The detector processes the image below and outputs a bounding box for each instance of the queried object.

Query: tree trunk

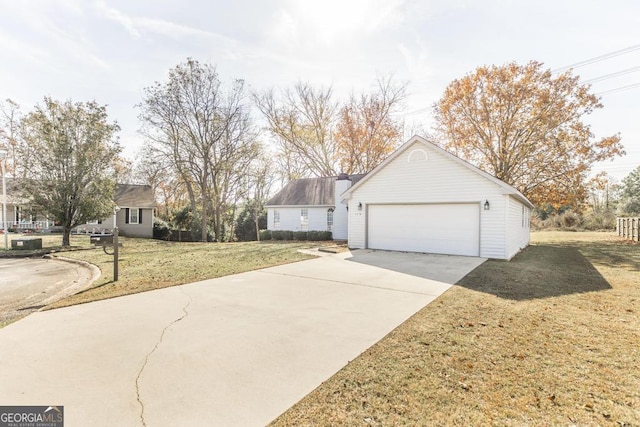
[62,226,71,247]
[255,216,260,242]
[213,204,222,242]
[200,196,208,242]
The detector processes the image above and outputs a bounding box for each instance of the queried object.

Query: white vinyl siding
[348,140,513,259]
[506,196,531,259]
[267,207,333,232]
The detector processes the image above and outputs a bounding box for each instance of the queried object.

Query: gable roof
[266,174,366,207]
[115,184,156,208]
[342,135,534,208]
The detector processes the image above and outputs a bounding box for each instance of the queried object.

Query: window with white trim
[327,208,334,231]
[126,208,142,224]
[301,208,309,231]
[273,209,280,230]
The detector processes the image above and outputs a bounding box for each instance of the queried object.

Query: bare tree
[253,82,339,179]
[138,58,259,241]
[0,99,21,175]
[246,154,275,240]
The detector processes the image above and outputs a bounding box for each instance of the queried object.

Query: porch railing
[0,220,52,231]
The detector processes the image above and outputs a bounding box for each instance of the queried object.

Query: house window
[327,208,334,231]
[125,208,143,225]
[301,208,309,231]
[274,209,280,230]
[87,219,102,225]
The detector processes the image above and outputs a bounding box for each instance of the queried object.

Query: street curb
[43,254,102,287]
[0,249,52,258]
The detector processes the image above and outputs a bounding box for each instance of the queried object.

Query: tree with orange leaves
[433,61,624,208]
[335,77,406,174]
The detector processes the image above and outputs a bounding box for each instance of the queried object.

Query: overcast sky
[1,0,639,180]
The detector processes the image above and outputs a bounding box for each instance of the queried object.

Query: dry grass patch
[271,232,639,426]
[47,239,313,308]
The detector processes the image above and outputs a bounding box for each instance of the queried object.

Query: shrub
[153,218,172,240]
[307,230,332,241]
[561,211,581,228]
[260,230,332,241]
[582,210,616,230]
[271,230,290,240]
[259,230,272,241]
[235,205,267,241]
[293,231,308,240]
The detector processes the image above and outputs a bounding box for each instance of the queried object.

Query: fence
[616,217,640,242]
[0,220,52,232]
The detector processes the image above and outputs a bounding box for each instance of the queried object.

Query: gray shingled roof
[266,174,366,206]
[115,184,156,208]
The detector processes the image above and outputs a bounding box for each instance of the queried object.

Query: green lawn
[46,237,314,308]
[271,231,640,426]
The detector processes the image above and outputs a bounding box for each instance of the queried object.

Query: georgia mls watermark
[0,406,63,427]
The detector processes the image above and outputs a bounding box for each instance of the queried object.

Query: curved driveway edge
[0,250,485,426]
[0,257,99,325]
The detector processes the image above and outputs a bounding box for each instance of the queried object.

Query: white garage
[367,204,480,256]
[342,136,534,260]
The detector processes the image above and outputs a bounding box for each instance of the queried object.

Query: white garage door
[367,204,480,256]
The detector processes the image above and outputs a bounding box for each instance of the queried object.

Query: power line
[582,66,640,83]
[403,106,430,116]
[552,43,640,73]
[596,82,640,96]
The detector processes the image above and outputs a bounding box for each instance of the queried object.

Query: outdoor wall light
[484,200,490,210]
[358,202,363,211]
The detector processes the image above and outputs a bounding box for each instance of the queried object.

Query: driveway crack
[257,270,444,296]
[135,286,193,427]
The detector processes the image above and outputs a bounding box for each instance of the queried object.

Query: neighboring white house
[0,178,51,231]
[74,184,156,238]
[267,135,534,260]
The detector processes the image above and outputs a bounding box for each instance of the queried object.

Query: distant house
[0,178,50,231]
[74,184,156,238]
[0,181,155,238]
[266,135,534,260]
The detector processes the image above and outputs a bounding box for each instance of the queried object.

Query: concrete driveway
[0,250,485,426]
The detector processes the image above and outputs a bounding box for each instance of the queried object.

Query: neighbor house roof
[341,135,534,209]
[3,178,30,205]
[266,174,366,206]
[115,184,156,208]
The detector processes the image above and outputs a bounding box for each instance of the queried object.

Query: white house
[265,174,365,240]
[267,135,534,260]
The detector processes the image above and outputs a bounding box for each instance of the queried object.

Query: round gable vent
[408,149,428,162]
